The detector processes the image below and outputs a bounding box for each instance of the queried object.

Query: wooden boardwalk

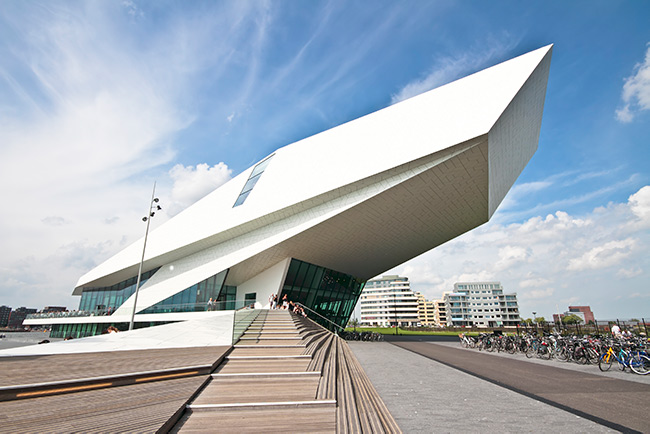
[0,311,400,433]
[0,346,230,433]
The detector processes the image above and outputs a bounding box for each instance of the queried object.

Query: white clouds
[41,216,68,226]
[567,238,637,271]
[495,245,531,271]
[519,288,555,301]
[628,185,650,223]
[0,3,217,308]
[618,267,643,279]
[386,185,650,319]
[168,163,233,215]
[616,43,650,122]
[519,276,551,288]
[391,37,518,104]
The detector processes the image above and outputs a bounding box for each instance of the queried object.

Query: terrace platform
[0,310,400,433]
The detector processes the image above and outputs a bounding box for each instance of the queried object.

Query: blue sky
[0,1,648,320]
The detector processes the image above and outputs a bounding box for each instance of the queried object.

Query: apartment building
[360,276,419,327]
[434,299,448,327]
[416,292,436,326]
[444,282,520,327]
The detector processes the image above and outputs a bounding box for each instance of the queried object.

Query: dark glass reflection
[139,269,230,314]
[78,268,161,312]
[280,258,365,331]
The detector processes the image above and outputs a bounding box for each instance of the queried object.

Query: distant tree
[562,314,582,325]
[347,318,359,330]
[630,318,640,323]
[522,318,533,325]
[534,316,546,324]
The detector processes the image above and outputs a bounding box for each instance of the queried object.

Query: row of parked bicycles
[340,330,385,341]
[459,332,650,375]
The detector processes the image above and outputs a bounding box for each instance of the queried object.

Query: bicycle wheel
[599,352,613,372]
[525,345,535,358]
[539,346,552,360]
[587,347,600,365]
[618,351,627,371]
[574,347,587,365]
[630,354,650,375]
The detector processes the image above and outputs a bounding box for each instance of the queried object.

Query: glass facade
[233,154,274,207]
[50,321,172,339]
[78,268,160,312]
[139,269,231,314]
[280,258,365,330]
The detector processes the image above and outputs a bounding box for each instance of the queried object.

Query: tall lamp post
[532,311,537,335]
[129,183,162,331]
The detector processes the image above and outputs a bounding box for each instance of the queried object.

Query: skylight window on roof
[233,154,274,207]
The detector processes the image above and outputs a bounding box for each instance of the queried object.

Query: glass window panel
[294,262,309,288]
[240,173,262,194]
[181,287,190,305]
[172,291,182,306]
[303,265,317,290]
[233,190,250,207]
[311,268,324,290]
[249,156,273,178]
[284,260,301,287]
[213,269,227,294]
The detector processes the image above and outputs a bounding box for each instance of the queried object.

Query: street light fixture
[129,182,161,331]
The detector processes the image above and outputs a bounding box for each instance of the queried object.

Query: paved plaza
[349,340,632,433]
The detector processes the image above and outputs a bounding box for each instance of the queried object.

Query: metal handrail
[295,302,344,334]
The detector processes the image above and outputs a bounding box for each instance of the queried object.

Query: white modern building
[359,276,419,327]
[25,45,552,337]
[434,298,448,327]
[445,282,521,327]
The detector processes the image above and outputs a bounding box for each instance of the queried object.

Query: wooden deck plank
[215,359,310,374]
[174,406,336,433]
[191,377,319,405]
[229,346,305,356]
[0,376,206,433]
[0,346,229,387]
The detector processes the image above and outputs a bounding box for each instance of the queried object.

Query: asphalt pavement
[348,338,648,433]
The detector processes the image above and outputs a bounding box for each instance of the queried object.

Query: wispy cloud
[497,173,641,223]
[0,2,267,308]
[616,42,650,122]
[168,163,233,216]
[391,35,519,104]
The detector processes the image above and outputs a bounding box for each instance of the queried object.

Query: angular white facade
[70,45,552,322]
